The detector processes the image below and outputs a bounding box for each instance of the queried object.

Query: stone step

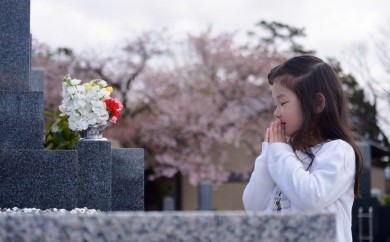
[0,149,78,210]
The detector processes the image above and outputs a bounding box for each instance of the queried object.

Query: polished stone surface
[77,140,112,211]
[0,91,44,149]
[0,0,31,91]
[112,148,144,211]
[0,149,78,210]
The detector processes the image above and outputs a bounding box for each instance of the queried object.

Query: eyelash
[274,102,287,109]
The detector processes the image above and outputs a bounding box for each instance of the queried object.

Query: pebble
[0,207,103,215]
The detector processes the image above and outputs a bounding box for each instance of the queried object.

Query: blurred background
[31,0,390,216]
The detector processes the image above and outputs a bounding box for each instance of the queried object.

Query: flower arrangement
[59,75,123,132]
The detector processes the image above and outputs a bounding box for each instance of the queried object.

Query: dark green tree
[248,20,315,55]
[328,58,389,146]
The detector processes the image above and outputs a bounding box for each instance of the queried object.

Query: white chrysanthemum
[97,80,107,87]
[66,86,77,95]
[98,89,110,99]
[60,77,114,131]
[70,79,81,85]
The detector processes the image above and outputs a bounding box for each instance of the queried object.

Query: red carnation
[104,98,123,123]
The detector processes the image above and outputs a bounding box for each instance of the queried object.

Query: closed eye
[281,102,287,106]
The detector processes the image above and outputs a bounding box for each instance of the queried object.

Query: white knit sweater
[243,139,356,242]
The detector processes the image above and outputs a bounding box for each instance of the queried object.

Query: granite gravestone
[0,0,144,211]
[0,0,78,209]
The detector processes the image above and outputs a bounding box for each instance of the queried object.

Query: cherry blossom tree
[33,28,280,186]
[106,29,279,185]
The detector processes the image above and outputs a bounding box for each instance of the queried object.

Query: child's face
[271,81,303,138]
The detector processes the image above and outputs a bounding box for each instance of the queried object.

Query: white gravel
[0,207,103,215]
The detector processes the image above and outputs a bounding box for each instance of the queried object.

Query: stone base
[0,149,78,210]
[0,91,44,149]
[112,148,144,211]
[0,212,336,241]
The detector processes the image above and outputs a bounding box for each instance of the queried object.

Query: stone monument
[0,0,144,211]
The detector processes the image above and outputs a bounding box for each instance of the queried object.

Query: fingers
[269,121,275,143]
[264,128,269,142]
[281,122,286,138]
[268,120,286,144]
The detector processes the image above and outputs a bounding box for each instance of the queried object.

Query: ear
[316,93,326,114]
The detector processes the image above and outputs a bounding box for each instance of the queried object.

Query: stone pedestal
[112,148,144,211]
[76,140,112,211]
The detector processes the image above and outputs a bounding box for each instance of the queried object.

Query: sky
[31,0,390,135]
[31,0,389,62]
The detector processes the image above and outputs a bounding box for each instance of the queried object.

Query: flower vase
[78,124,108,140]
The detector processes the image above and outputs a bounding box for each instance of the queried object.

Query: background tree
[35,20,387,189]
[345,21,390,136]
[247,20,315,55]
[33,28,278,186]
[328,58,389,146]
[106,29,278,185]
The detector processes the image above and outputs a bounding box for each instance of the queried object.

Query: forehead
[271,81,295,99]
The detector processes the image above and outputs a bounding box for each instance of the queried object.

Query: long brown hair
[267,55,363,197]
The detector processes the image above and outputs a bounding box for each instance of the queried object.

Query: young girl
[242,55,363,242]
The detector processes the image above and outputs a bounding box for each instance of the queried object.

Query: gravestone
[0,0,78,209]
[0,1,42,149]
[198,181,212,210]
[0,0,144,211]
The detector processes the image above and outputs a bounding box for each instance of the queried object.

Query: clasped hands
[264,119,287,144]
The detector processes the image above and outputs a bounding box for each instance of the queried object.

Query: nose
[274,107,281,119]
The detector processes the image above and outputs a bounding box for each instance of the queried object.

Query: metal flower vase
[78,124,108,140]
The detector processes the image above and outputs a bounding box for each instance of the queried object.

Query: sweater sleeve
[267,141,355,211]
[243,142,275,211]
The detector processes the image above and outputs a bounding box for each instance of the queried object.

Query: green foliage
[249,20,315,55]
[328,58,390,146]
[383,194,390,206]
[44,109,79,150]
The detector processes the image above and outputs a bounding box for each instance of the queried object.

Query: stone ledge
[0,212,335,242]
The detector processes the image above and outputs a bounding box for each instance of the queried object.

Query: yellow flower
[105,86,113,94]
[84,83,93,91]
